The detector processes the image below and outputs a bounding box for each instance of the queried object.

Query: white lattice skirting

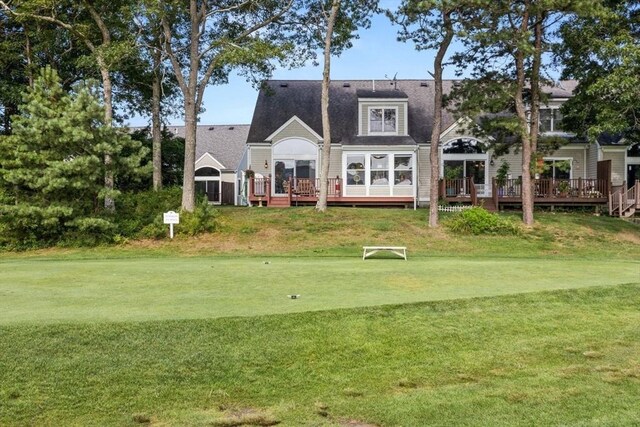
[438,205,473,213]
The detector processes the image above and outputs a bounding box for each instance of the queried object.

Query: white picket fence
[438,205,473,213]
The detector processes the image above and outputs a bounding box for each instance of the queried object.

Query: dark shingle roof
[355,89,408,99]
[248,79,578,146]
[166,125,249,170]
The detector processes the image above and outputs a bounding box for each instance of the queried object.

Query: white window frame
[541,157,573,179]
[538,107,564,133]
[195,166,222,205]
[342,152,415,196]
[368,106,399,135]
[439,137,490,197]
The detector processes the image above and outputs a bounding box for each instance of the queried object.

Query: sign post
[163,211,180,238]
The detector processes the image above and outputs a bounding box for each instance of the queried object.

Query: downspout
[414,146,418,210]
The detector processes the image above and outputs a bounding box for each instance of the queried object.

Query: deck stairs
[478,197,497,212]
[268,196,291,208]
[609,181,639,217]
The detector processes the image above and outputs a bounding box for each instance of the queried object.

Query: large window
[344,153,414,190]
[541,158,572,179]
[370,154,389,185]
[539,109,564,133]
[394,155,413,185]
[346,155,365,185]
[195,167,221,203]
[369,108,397,134]
[272,138,317,195]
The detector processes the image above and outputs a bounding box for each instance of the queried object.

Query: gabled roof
[248,79,578,146]
[169,124,249,170]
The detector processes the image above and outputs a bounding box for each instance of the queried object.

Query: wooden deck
[248,177,414,207]
[439,177,611,209]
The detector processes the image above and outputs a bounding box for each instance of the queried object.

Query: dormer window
[369,107,397,134]
[539,108,564,132]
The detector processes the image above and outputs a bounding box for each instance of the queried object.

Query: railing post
[618,191,623,217]
[578,177,582,197]
[288,176,292,204]
[249,177,254,199]
[266,176,271,205]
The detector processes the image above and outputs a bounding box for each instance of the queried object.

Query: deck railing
[495,178,608,199]
[250,177,343,202]
[610,180,639,217]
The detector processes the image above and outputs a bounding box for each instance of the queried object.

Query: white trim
[440,117,472,140]
[265,115,323,142]
[440,137,489,196]
[367,106,399,136]
[357,97,408,102]
[541,157,574,180]
[601,146,628,152]
[195,152,226,170]
[342,145,415,151]
[342,151,416,198]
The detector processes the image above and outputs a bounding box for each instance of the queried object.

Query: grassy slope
[1,285,639,426]
[2,207,638,260]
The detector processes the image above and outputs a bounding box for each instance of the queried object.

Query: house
[134,124,250,205]
[242,79,639,214]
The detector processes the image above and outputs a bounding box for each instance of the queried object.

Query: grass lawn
[0,209,638,425]
[0,256,638,324]
[1,285,639,426]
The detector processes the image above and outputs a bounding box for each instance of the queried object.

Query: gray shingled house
[244,79,638,214]
[166,124,249,205]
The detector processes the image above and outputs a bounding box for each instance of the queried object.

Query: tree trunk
[24,24,34,88]
[514,6,533,226]
[529,12,544,155]
[179,0,201,212]
[99,62,116,212]
[181,98,197,212]
[316,0,340,213]
[428,10,454,228]
[151,47,162,191]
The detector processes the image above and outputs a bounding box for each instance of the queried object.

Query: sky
[128,3,469,128]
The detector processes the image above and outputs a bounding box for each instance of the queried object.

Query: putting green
[1,256,638,324]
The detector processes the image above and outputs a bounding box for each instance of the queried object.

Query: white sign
[163,211,179,239]
[163,211,180,224]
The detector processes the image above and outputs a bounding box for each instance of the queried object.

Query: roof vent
[208,126,215,130]
[280,83,288,87]
[228,126,234,130]
[420,82,428,87]
[343,82,350,87]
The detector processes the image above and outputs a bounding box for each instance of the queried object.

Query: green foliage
[126,127,185,190]
[446,207,521,235]
[0,67,148,248]
[558,1,640,141]
[113,186,182,238]
[495,160,510,186]
[178,198,219,236]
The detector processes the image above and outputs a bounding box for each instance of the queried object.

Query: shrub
[178,198,219,236]
[114,187,182,236]
[445,207,521,235]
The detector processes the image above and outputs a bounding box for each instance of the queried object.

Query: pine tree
[0,67,149,246]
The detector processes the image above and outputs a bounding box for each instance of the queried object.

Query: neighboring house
[133,125,249,205]
[244,79,639,214]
